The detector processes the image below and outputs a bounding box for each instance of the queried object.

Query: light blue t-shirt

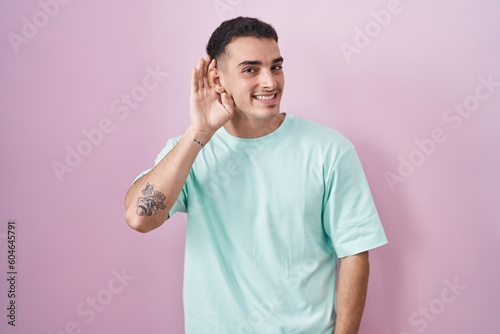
[138,114,387,334]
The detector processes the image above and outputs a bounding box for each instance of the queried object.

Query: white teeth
[254,94,276,101]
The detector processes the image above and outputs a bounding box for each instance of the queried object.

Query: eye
[272,65,283,71]
[243,68,256,73]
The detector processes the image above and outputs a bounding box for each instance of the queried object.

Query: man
[124,17,387,334]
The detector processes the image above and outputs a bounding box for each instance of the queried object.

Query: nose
[259,69,276,90]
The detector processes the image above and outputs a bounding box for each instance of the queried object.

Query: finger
[191,67,197,94]
[201,58,210,89]
[197,58,205,89]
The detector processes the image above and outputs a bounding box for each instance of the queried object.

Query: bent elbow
[124,207,167,233]
[125,209,151,233]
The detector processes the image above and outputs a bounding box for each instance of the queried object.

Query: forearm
[124,55,235,232]
[334,251,370,334]
[124,127,213,232]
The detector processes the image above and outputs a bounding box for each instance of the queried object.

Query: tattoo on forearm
[136,183,167,216]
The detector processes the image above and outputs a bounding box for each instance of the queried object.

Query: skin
[335,252,370,334]
[207,37,285,138]
[123,36,369,334]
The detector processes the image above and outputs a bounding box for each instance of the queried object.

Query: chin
[255,100,282,117]
[234,102,281,120]
[251,106,281,120]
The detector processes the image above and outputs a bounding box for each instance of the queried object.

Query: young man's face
[218,37,284,121]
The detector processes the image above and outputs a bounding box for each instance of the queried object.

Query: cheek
[230,92,251,107]
[221,75,257,101]
[277,74,285,87]
[226,83,252,101]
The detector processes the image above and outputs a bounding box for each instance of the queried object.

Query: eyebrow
[238,56,284,67]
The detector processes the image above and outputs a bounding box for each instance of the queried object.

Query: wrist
[185,126,215,147]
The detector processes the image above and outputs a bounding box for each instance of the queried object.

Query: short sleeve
[322,147,388,258]
[132,136,187,218]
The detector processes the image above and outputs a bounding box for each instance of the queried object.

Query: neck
[224,112,285,139]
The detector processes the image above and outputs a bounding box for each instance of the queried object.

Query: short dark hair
[206,17,278,62]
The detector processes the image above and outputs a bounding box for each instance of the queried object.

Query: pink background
[1,0,499,333]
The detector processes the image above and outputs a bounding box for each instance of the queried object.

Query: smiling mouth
[253,93,277,101]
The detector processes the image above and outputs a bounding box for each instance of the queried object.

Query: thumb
[220,92,235,114]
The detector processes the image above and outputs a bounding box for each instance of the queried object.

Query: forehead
[224,37,281,65]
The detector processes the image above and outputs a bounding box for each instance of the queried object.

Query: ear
[208,61,225,93]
